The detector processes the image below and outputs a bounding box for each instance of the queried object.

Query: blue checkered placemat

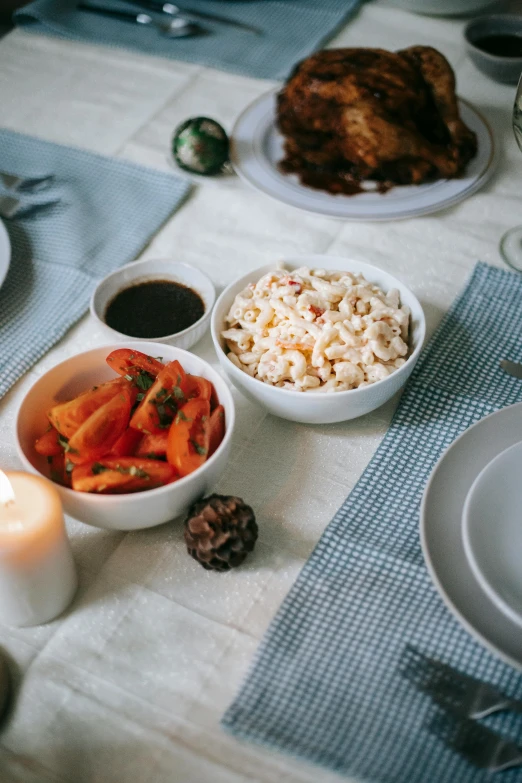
[223,262,522,783]
[14,0,364,81]
[0,129,190,399]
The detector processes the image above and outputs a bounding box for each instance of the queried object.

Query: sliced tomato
[47,452,72,488]
[135,431,169,459]
[107,427,143,458]
[129,360,186,435]
[72,457,175,494]
[166,398,210,477]
[181,374,213,402]
[67,387,132,464]
[48,377,133,439]
[35,426,63,457]
[208,405,225,457]
[106,349,164,380]
[209,383,219,412]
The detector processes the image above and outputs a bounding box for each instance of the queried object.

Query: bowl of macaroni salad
[211,256,425,424]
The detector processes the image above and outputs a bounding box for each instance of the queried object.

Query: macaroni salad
[221,267,410,392]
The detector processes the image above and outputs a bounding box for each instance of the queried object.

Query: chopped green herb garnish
[65,460,74,474]
[91,462,109,475]
[136,393,145,402]
[190,440,207,456]
[127,465,149,478]
[135,371,154,391]
[155,403,172,429]
[172,386,185,400]
[58,436,79,455]
[124,374,133,382]
[175,410,191,424]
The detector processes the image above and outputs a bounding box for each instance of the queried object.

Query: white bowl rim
[15,342,235,503]
[90,259,216,342]
[461,440,522,627]
[465,15,522,62]
[210,255,426,399]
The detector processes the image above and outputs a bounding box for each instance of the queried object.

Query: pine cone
[184,494,257,572]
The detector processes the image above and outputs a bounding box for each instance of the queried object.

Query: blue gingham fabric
[0,129,190,399]
[223,263,522,782]
[14,0,364,81]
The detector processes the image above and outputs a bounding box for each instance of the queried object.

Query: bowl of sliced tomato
[15,343,234,531]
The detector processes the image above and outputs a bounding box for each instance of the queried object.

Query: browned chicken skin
[277,47,477,194]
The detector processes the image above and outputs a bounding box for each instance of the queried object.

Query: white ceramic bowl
[211,256,425,425]
[462,441,522,627]
[90,259,215,351]
[15,342,235,531]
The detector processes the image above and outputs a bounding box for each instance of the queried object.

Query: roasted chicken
[277,46,477,194]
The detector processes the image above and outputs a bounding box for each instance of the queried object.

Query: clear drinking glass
[500,73,522,272]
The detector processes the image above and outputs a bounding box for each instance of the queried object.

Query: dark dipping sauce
[105,279,205,339]
[474,34,522,58]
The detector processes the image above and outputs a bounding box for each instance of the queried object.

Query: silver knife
[129,1,262,34]
[500,359,522,379]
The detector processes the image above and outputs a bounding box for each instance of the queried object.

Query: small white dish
[421,402,522,670]
[211,255,425,425]
[90,259,215,351]
[15,342,235,532]
[462,440,522,628]
[230,90,495,221]
[0,218,11,290]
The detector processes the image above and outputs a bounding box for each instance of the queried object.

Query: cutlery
[77,4,203,36]
[129,1,262,35]
[402,645,522,719]
[429,710,522,772]
[0,172,54,193]
[500,358,522,379]
[0,195,61,220]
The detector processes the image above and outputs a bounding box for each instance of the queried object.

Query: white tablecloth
[0,4,519,781]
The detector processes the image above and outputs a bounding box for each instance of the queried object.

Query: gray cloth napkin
[223,262,522,782]
[14,0,364,81]
[0,129,190,399]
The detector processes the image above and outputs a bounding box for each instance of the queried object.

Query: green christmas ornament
[172,117,229,176]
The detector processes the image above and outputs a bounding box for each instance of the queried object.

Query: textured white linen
[0,3,519,781]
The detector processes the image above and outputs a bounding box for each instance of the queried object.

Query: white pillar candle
[0,470,77,627]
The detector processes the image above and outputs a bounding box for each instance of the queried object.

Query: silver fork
[402,645,522,719]
[429,710,522,772]
[0,172,54,193]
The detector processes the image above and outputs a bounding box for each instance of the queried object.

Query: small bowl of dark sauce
[90,259,215,350]
[465,15,522,84]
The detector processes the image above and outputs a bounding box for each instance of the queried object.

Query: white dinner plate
[0,219,10,289]
[421,402,522,670]
[462,440,522,628]
[230,90,496,221]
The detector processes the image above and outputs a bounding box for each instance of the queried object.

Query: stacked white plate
[421,403,522,669]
